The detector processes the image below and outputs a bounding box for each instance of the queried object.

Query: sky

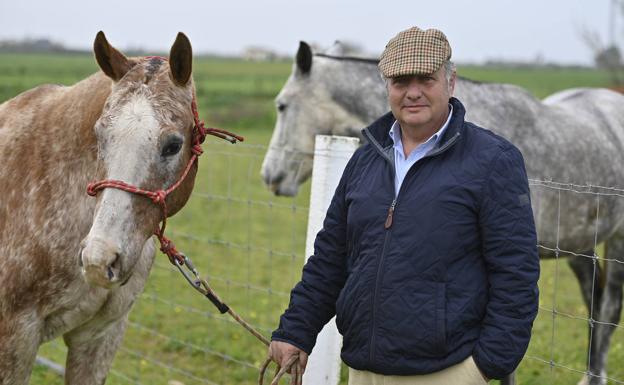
[0,0,619,65]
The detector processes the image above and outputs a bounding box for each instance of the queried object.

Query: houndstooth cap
[379,26,452,78]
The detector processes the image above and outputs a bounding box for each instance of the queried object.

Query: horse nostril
[112,252,121,269]
[273,171,285,184]
[106,252,121,281]
[78,240,87,267]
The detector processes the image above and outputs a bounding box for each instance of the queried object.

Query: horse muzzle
[80,236,124,288]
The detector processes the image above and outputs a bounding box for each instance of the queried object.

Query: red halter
[87,57,244,265]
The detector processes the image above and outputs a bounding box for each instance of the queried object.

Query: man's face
[387,65,456,133]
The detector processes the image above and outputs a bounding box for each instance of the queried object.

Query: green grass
[1,53,622,385]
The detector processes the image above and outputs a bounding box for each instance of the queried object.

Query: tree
[580,4,624,86]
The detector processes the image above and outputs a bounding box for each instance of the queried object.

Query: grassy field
[1,52,622,385]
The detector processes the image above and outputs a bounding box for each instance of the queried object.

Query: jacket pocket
[335,268,360,335]
[376,280,447,359]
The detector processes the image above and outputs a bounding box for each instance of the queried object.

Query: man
[270,26,539,384]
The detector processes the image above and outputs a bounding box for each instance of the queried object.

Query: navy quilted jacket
[272,98,539,380]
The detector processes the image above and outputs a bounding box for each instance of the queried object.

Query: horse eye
[277,103,287,112]
[161,137,183,157]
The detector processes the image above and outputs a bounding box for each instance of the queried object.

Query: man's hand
[268,340,309,375]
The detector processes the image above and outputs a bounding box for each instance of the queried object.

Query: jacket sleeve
[472,145,540,379]
[271,150,360,354]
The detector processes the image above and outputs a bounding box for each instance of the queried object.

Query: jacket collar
[362,97,466,150]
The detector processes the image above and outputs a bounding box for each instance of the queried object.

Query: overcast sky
[0,0,619,65]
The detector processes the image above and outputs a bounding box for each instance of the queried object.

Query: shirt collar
[389,103,454,149]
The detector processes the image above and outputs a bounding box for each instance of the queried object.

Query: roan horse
[261,41,624,385]
[0,32,202,384]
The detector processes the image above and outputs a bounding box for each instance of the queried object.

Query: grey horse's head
[261,41,386,196]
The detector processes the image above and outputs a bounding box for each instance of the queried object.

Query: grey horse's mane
[313,52,482,84]
[313,52,380,65]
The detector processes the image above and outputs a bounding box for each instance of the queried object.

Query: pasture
[1,52,621,385]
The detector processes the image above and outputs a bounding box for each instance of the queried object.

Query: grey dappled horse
[261,41,624,385]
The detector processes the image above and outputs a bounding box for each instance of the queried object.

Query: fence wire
[35,145,624,385]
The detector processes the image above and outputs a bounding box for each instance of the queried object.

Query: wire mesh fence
[35,143,624,385]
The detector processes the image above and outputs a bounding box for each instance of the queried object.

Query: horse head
[261,41,385,196]
[261,41,321,196]
[80,32,197,288]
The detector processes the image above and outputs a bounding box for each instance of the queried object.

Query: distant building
[242,46,278,61]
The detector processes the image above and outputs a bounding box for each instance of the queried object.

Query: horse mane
[457,76,485,84]
[313,53,380,65]
[313,52,481,85]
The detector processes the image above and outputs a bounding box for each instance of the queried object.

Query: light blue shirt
[389,104,453,196]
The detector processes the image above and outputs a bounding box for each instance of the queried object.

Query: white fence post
[303,135,360,385]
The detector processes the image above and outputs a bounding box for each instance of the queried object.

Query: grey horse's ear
[169,32,193,86]
[296,41,312,75]
[94,31,133,81]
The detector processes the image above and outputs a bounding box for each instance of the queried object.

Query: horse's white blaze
[82,94,161,285]
[106,94,160,181]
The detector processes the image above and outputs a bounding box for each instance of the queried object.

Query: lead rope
[87,56,300,385]
[174,254,302,385]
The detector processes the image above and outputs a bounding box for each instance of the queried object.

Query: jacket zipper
[384,199,397,229]
[369,214,394,363]
[363,128,461,365]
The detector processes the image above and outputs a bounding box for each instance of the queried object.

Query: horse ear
[93,31,132,81]
[169,32,193,86]
[296,41,312,75]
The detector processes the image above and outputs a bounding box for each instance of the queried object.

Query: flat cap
[379,26,452,78]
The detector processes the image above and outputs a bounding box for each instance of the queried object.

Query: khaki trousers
[347,356,488,385]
